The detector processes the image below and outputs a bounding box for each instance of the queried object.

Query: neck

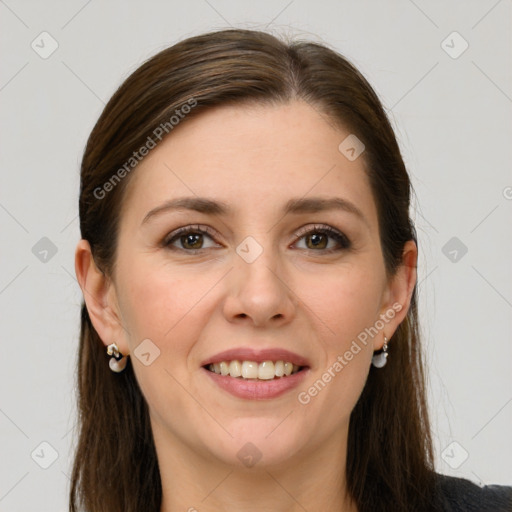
[154,419,357,512]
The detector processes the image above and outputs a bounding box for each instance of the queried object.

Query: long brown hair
[71,28,440,511]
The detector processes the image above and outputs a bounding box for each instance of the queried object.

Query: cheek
[300,262,384,345]
[114,263,215,417]
[117,260,223,357]
[120,264,213,344]
[293,268,380,440]
[295,261,382,395]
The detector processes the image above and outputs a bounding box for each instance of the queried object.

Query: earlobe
[74,239,129,355]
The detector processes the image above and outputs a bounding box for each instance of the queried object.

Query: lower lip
[201,367,310,400]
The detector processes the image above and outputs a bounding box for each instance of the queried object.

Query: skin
[75,100,417,512]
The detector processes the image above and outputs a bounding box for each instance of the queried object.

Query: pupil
[183,234,202,249]
[308,233,326,249]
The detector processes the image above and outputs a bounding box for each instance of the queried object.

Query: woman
[71,28,512,511]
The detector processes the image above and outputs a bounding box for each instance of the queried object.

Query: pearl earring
[371,336,388,368]
[106,343,128,373]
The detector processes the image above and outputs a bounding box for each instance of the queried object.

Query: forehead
[121,100,378,227]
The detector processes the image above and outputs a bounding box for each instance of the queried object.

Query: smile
[206,360,303,380]
[202,362,309,400]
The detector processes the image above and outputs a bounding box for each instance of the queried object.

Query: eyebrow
[141,196,368,226]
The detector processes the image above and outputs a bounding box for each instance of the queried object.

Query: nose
[222,243,296,328]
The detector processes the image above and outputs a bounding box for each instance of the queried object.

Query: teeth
[219,361,230,376]
[207,360,302,380]
[241,361,258,379]
[258,361,275,380]
[228,360,242,377]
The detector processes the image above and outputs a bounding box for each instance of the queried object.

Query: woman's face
[87,100,415,469]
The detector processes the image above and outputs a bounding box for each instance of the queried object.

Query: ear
[374,239,417,351]
[74,239,130,355]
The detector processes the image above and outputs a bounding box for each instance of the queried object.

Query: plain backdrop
[0,0,511,510]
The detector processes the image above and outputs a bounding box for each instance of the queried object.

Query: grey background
[1,0,511,510]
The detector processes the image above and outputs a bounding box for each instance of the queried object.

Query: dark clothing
[437,473,512,511]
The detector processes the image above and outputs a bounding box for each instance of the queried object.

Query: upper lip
[200,348,311,368]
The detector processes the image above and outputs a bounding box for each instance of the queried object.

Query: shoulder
[435,472,512,512]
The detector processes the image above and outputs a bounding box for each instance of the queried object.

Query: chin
[201,421,305,469]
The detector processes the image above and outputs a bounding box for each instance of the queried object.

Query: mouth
[201,362,310,400]
[200,348,311,399]
[203,360,307,380]
[200,347,311,380]
[201,348,311,400]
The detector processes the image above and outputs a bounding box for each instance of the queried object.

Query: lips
[200,347,311,368]
[202,365,310,399]
[199,347,311,400]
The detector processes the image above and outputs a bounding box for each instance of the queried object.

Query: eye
[163,223,351,254]
[163,225,220,252]
[293,224,351,253]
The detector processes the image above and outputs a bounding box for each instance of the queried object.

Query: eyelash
[162,224,351,254]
